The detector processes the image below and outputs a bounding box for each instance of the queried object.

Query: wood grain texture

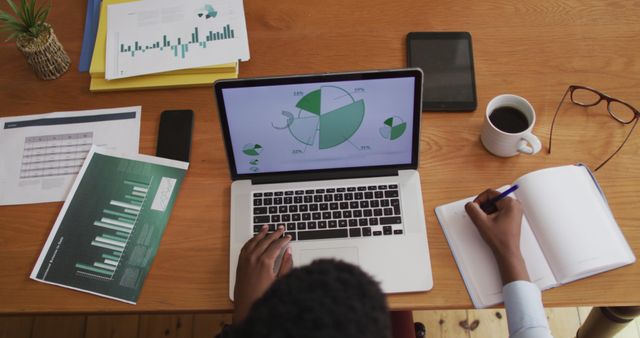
[3,310,639,338]
[85,315,139,338]
[192,313,232,338]
[468,309,509,338]
[137,315,193,338]
[31,316,86,338]
[412,310,470,338]
[0,316,33,338]
[0,0,639,313]
[545,307,580,338]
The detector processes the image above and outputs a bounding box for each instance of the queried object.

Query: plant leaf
[43,2,50,21]
[18,0,28,26]
[4,31,18,41]
[37,2,49,24]
[25,0,34,28]
[0,11,20,22]
[20,0,29,26]
[6,0,19,15]
[0,10,15,21]
[0,0,50,38]
[35,2,49,24]
[3,20,24,29]
[35,11,44,25]
[0,19,26,32]
[0,7,21,27]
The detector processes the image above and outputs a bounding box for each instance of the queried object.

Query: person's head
[235,259,391,338]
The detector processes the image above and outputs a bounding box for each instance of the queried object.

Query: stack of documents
[88,0,249,92]
[2,108,190,303]
[0,107,141,205]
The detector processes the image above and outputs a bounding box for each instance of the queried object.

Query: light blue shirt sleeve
[503,280,554,338]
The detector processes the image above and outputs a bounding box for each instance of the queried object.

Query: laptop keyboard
[252,184,404,241]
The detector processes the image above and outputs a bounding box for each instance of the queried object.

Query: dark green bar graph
[33,151,187,303]
[120,24,236,59]
[75,178,149,280]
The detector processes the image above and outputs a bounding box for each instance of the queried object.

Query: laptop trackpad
[297,247,359,266]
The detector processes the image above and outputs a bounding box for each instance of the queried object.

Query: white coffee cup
[480,94,542,157]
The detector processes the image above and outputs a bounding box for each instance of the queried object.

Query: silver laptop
[214,69,433,300]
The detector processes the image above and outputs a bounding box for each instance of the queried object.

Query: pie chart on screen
[379,116,407,140]
[242,143,263,156]
[276,86,365,149]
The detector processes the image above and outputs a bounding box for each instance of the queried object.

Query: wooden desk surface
[1,0,639,314]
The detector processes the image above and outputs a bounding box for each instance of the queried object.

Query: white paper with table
[0,106,141,205]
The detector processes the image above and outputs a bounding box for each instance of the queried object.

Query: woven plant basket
[15,24,70,80]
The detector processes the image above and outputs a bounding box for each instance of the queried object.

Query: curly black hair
[235,259,391,338]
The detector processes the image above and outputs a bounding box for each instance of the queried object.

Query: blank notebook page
[514,165,635,283]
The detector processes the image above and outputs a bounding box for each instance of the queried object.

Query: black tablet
[407,32,477,112]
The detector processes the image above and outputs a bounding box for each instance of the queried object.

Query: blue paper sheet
[78,0,101,72]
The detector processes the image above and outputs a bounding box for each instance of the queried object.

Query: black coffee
[489,106,530,133]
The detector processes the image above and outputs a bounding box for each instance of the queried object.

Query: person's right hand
[464,189,530,284]
[233,225,293,324]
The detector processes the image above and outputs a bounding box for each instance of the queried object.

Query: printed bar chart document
[0,106,141,205]
[105,0,249,79]
[30,146,189,304]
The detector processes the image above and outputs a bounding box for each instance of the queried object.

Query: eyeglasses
[548,85,640,171]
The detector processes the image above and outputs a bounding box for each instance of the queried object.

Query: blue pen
[480,184,520,214]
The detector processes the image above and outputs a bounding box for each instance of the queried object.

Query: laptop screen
[215,69,421,179]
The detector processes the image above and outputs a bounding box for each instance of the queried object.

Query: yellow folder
[90,71,238,92]
[89,0,237,78]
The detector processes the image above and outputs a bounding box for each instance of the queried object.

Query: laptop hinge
[250,168,400,185]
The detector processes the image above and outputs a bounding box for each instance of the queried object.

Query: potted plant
[0,0,70,80]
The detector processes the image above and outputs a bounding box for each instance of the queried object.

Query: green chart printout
[30,146,188,303]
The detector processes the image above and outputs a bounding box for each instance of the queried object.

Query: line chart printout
[0,106,141,206]
[31,147,188,304]
[105,0,249,79]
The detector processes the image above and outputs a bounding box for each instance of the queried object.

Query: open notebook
[435,164,636,308]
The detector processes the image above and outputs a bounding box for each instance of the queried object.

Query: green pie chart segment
[242,143,263,156]
[287,86,365,149]
[295,89,321,115]
[319,99,365,149]
[380,117,407,140]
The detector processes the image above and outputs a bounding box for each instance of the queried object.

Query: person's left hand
[233,225,293,324]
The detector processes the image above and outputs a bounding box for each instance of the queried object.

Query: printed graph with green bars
[120,24,236,59]
[75,179,150,280]
[32,152,186,303]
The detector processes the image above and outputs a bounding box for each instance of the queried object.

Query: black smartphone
[407,32,477,112]
[156,110,194,162]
